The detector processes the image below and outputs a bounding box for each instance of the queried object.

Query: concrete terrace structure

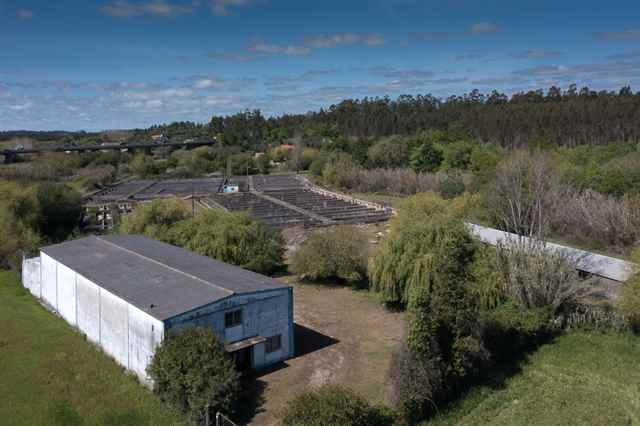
[21,235,294,383]
[84,174,392,230]
[468,223,637,283]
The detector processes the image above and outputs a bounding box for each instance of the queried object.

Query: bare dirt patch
[242,278,405,425]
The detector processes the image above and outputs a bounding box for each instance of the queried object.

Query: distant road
[1,140,216,163]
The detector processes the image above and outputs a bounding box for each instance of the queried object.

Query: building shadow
[234,323,339,424]
[293,323,339,358]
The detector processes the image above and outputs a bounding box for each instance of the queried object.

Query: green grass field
[0,271,187,426]
[425,331,640,425]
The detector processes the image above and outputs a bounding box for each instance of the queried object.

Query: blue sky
[1,0,640,130]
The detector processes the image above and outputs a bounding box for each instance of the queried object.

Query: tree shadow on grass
[235,376,268,425]
[430,331,560,421]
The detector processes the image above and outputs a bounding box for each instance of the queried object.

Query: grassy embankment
[0,271,187,426]
[425,331,640,425]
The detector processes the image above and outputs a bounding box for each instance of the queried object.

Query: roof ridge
[94,235,234,297]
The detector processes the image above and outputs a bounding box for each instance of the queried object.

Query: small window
[265,335,282,353]
[225,310,242,328]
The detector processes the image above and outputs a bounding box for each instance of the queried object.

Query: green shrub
[368,138,410,169]
[36,183,83,243]
[438,173,466,199]
[368,192,472,304]
[121,202,284,274]
[129,154,163,178]
[309,153,329,176]
[410,142,443,173]
[0,206,40,270]
[170,209,284,274]
[147,327,240,423]
[617,251,640,332]
[289,226,369,283]
[119,199,190,243]
[442,141,473,170]
[281,385,395,426]
[490,240,583,314]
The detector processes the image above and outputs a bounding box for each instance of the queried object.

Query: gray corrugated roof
[41,235,288,321]
[468,223,637,282]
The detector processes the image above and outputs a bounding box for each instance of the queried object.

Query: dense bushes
[35,183,83,242]
[0,181,82,269]
[368,193,473,304]
[618,252,640,332]
[376,192,592,423]
[551,191,640,253]
[171,209,284,274]
[0,206,40,270]
[120,200,284,274]
[147,327,240,423]
[487,151,565,238]
[119,199,191,242]
[289,226,369,283]
[281,385,394,426]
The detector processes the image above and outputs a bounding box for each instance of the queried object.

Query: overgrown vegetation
[369,192,628,424]
[281,385,395,426]
[147,327,240,423]
[120,200,284,274]
[289,225,369,284]
[0,180,82,269]
[618,251,640,332]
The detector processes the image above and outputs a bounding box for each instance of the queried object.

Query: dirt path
[243,279,405,425]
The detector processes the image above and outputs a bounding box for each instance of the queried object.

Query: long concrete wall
[166,288,294,369]
[22,257,41,297]
[22,254,164,384]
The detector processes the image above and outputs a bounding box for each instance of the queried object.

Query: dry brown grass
[245,278,405,425]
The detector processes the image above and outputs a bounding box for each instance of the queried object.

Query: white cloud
[510,49,564,59]
[594,30,640,41]
[209,0,252,16]
[208,52,261,62]
[100,1,192,18]
[304,32,385,48]
[247,41,311,56]
[470,22,500,34]
[17,9,34,20]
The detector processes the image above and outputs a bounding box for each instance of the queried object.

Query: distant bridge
[1,139,216,164]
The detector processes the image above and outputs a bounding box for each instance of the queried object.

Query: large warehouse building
[22,235,294,383]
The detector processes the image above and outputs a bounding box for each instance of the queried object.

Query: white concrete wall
[21,257,41,297]
[56,261,77,326]
[166,288,294,369]
[25,252,165,384]
[128,304,164,379]
[41,252,57,309]
[100,289,129,368]
[76,274,101,344]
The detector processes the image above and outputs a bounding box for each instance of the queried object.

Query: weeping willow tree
[381,194,489,422]
[368,192,475,305]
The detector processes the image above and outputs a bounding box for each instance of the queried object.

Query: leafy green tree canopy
[119,199,190,243]
[146,327,240,423]
[170,209,284,274]
[290,225,369,283]
[368,192,474,304]
[410,142,443,173]
[36,183,83,243]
